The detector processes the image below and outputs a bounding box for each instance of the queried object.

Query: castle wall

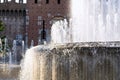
[26,0,70,46]
[0,1,26,45]
[0,0,70,47]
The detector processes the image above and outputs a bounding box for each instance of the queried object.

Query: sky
[1,0,27,3]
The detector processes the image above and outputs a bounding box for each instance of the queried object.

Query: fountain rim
[50,41,120,48]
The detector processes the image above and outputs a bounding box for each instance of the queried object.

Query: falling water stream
[52,0,120,43]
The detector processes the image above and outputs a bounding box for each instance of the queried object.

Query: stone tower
[0,0,26,45]
[26,0,70,47]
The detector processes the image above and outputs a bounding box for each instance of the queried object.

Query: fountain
[0,38,20,80]
[70,0,120,42]
[3,38,7,64]
[30,40,34,48]
[51,0,120,43]
[9,51,12,65]
[20,0,120,80]
[22,40,25,57]
[20,43,120,80]
[12,40,17,64]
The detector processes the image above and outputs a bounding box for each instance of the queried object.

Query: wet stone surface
[20,43,120,80]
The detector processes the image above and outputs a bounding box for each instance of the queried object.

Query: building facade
[0,0,27,62]
[26,0,70,46]
[0,0,70,47]
[0,0,26,45]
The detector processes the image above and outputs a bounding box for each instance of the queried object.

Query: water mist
[20,0,120,80]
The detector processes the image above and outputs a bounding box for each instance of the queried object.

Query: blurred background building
[0,0,70,47]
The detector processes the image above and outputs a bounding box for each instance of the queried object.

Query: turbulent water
[51,0,120,43]
[20,0,120,80]
[20,43,120,80]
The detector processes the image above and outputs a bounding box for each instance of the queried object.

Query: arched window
[19,10,22,16]
[11,10,13,16]
[23,10,26,16]
[6,10,9,16]
[2,10,5,16]
[15,10,18,16]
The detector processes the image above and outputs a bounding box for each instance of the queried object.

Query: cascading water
[22,40,25,56]
[12,40,17,64]
[20,43,120,80]
[30,40,34,48]
[9,51,12,65]
[20,0,120,80]
[3,38,7,64]
[52,0,120,43]
[51,19,72,43]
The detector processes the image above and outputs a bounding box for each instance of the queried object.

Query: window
[26,16,29,25]
[46,0,49,4]
[38,16,42,25]
[2,10,5,16]
[6,10,9,16]
[38,16,42,20]
[19,0,23,3]
[41,20,46,41]
[57,0,60,4]
[19,10,22,16]
[15,10,18,16]
[41,30,46,40]
[35,0,38,3]
[11,10,13,16]
[23,10,26,16]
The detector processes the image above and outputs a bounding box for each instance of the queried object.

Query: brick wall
[0,1,26,45]
[26,0,70,46]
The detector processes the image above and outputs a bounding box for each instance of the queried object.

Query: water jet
[20,0,120,80]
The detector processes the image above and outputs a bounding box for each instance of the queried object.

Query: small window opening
[46,0,49,4]
[41,20,46,41]
[35,0,38,3]
[41,30,46,40]
[58,0,60,4]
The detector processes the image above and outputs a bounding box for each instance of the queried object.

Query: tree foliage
[0,20,5,31]
[0,21,5,54]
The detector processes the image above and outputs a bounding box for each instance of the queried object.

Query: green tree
[0,20,5,32]
[0,20,5,54]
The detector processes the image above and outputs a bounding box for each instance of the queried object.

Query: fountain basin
[20,42,120,80]
[0,64,20,80]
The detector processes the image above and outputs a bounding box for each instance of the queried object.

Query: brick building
[0,0,70,47]
[26,0,70,46]
[0,0,26,45]
[0,0,27,62]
